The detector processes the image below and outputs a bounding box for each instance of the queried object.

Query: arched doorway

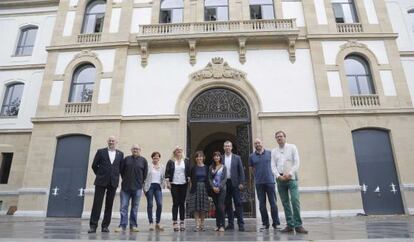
[187,88,255,217]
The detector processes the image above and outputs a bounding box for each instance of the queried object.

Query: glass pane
[74,66,96,84]
[21,46,33,56]
[250,0,273,5]
[160,10,172,23]
[408,11,414,32]
[172,9,183,23]
[205,8,217,21]
[342,4,357,23]
[347,76,359,95]
[161,0,184,9]
[25,28,37,46]
[344,57,367,75]
[217,7,228,20]
[262,5,274,19]
[358,76,374,94]
[88,1,106,14]
[69,84,84,102]
[205,0,228,7]
[333,3,345,23]
[1,84,23,116]
[82,15,96,33]
[95,14,105,32]
[81,84,94,102]
[250,5,262,19]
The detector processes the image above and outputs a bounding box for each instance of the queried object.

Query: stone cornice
[0,0,58,8]
[0,64,45,71]
[306,32,398,40]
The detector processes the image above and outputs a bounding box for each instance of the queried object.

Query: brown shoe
[295,226,308,234]
[280,226,294,233]
[155,224,164,231]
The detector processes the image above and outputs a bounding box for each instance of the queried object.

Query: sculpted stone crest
[339,40,369,51]
[74,49,98,60]
[190,57,247,82]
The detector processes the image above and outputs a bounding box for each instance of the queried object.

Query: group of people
[87,131,308,234]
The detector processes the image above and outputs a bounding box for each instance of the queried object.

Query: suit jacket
[92,148,124,188]
[222,154,245,187]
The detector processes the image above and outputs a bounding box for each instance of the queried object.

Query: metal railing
[350,95,380,107]
[337,23,363,33]
[64,102,91,115]
[77,33,101,43]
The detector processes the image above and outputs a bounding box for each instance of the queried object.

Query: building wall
[1,0,414,217]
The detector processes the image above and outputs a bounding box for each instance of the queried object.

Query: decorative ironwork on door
[188,88,250,123]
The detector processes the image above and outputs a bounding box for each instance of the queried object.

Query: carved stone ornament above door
[190,57,247,82]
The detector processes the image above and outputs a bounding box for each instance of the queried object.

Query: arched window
[160,0,184,23]
[332,0,358,23]
[204,0,228,21]
[69,64,96,103]
[344,55,374,95]
[15,26,38,56]
[82,0,106,33]
[1,83,24,117]
[250,0,274,20]
[408,9,414,32]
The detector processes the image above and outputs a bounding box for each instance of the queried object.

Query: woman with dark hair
[208,151,227,232]
[165,146,190,231]
[144,151,165,231]
[187,151,210,231]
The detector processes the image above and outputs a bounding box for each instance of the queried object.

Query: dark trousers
[146,183,163,224]
[256,183,280,226]
[90,184,117,228]
[171,183,187,221]
[225,179,244,227]
[212,190,226,228]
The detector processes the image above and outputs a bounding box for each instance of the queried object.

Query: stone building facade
[1,0,413,218]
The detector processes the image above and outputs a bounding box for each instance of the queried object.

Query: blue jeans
[256,183,280,226]
[119,189,142,228]
[145,183,163,224]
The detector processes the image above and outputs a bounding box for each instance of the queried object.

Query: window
[250,0,274,20]
[15,26,38,56]
[82,0,106,33]
[160,0,184,23]
[69,64,96,103]
[0,83,24,117]
[345,55,374,95]
[332,0,358,23]
[0,153,13,184]
[408,9,414,32]
[204,0,228,21]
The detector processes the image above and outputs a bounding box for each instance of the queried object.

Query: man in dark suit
[88,136,124,233]
[223,140,245,231]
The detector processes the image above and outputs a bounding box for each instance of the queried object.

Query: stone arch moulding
[336,40,380,67]
[176,57,262,117]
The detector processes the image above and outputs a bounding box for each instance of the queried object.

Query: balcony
[77,33,101,44]
[350,95,380,107]
[337,23,363,33]
[65,102,91,115]
[136,19,299,66]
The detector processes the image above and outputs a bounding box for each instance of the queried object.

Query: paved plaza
[0,215,414,241]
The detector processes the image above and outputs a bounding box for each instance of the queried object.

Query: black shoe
[239,226,245,232]
[88,227,97,233]
[272,223,280,230]
[260,225,270,231]
[101,227,110,233]
[225,225,234,231]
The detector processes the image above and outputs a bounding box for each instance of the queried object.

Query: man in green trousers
[271,131,308,234]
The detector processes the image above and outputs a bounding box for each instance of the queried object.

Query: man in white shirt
[271,131,308,234]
